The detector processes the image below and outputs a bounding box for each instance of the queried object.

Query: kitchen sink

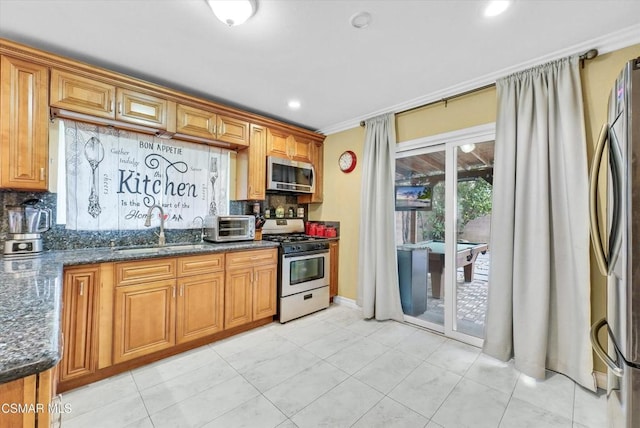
[113,243,212,255]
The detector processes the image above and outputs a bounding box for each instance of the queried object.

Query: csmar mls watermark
[1,402,72,414]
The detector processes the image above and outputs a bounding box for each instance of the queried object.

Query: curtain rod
[359,48,599,127]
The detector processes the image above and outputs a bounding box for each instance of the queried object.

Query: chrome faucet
[144,204,166,246]
[193,216,205,242]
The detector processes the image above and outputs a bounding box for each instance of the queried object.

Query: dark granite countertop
[0,240,279,384]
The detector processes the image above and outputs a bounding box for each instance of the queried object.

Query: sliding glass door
[395,127,494,347]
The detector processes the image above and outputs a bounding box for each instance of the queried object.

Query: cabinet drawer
[177,253,224,276]
[226,249,278,269]
[50,69,115,119]
[116,258,176,286]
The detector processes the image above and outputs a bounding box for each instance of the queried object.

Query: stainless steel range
[262,219,330,323]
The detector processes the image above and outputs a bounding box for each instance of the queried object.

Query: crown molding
[317,23,640,136]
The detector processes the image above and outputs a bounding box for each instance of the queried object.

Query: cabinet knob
[40,167,46,181]
[79,281,84,296]
[172,285,176,298]
[180,284,184,297]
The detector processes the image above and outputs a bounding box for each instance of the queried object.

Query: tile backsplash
[0,190,308,251]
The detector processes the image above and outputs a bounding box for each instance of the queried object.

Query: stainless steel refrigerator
[590,57,640,428]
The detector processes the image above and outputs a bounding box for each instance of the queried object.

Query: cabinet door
[266,128,290,158]
[60,266,99,382]
[217,115,249,147]
[298,141,323,203]
[0,55,49,190]
[113,279,176,363]
[50,69,116,119]
[176,272,224,344]
[290,136,313,163]
[0,375,36,427]
[116,88,168,129]
[329,241,339,298]
[176,104,216,140]
[224,268,253,329]
[248,124,266,200]
[253,264,277,321]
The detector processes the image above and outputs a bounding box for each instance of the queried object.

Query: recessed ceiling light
[484,0,510,17]
[350,11,372,29]
[288,100,301,110]
[206,0,256,27]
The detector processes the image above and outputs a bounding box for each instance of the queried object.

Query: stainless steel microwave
[266,156,315,194]
[203,215,255,242]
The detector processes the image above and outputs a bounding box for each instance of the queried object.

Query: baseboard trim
[332,295,360,309]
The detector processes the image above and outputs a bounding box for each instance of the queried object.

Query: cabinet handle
[172,286,176,298]
[117,101,122,114]
[180,284,184,297]
[79,281,84,296]
[109,100,114,112]
[40,168,45,181]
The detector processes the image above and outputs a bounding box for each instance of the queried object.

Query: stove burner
[262,233,322,243]
[262,233,330,254]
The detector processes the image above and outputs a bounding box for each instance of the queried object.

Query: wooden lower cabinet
[224,268,253,329]
[253,264,278,321]
[0,368,57,428]
[113,279,176,364]
[225,249,278,329]
[59,266,99,382]
[329,241,339,298]
[176,272,224,344]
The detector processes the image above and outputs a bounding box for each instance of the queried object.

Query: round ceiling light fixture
[287,100,301,110]
[484,0,510,17]
[350,11,372,29]
[207,0,256,27]
[460,144,476,153]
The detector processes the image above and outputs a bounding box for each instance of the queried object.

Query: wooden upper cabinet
[217,115,249,147]
[175,106,249,146]
[290,136,313,163]
[298,140,324,204]
[50,69,115,119]
[0,55,49,190]
[176,104,217,140]
[116,88,170,129]
[266,128,313,163]
[60,266,99,382]
[266,128,290,159]
[234,124,266,201]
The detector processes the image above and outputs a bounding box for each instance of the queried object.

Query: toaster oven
[203,215,255,242]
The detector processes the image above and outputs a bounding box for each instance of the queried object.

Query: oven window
[290,256,325,285]
[218,219,249,237]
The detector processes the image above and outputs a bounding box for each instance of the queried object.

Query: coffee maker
[4,199,51,256]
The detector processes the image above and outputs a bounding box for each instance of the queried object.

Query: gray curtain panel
[483,56,595,391]
[357,113,404,321]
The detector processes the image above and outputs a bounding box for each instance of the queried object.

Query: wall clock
[339,150,357,173]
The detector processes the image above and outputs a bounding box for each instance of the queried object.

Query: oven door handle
[284,249,329,258]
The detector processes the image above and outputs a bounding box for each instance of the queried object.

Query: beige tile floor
[60,304,606,428]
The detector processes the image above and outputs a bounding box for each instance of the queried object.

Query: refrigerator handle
[607,132,624,275]
[589,123,609,276]
[590,317,624,377]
